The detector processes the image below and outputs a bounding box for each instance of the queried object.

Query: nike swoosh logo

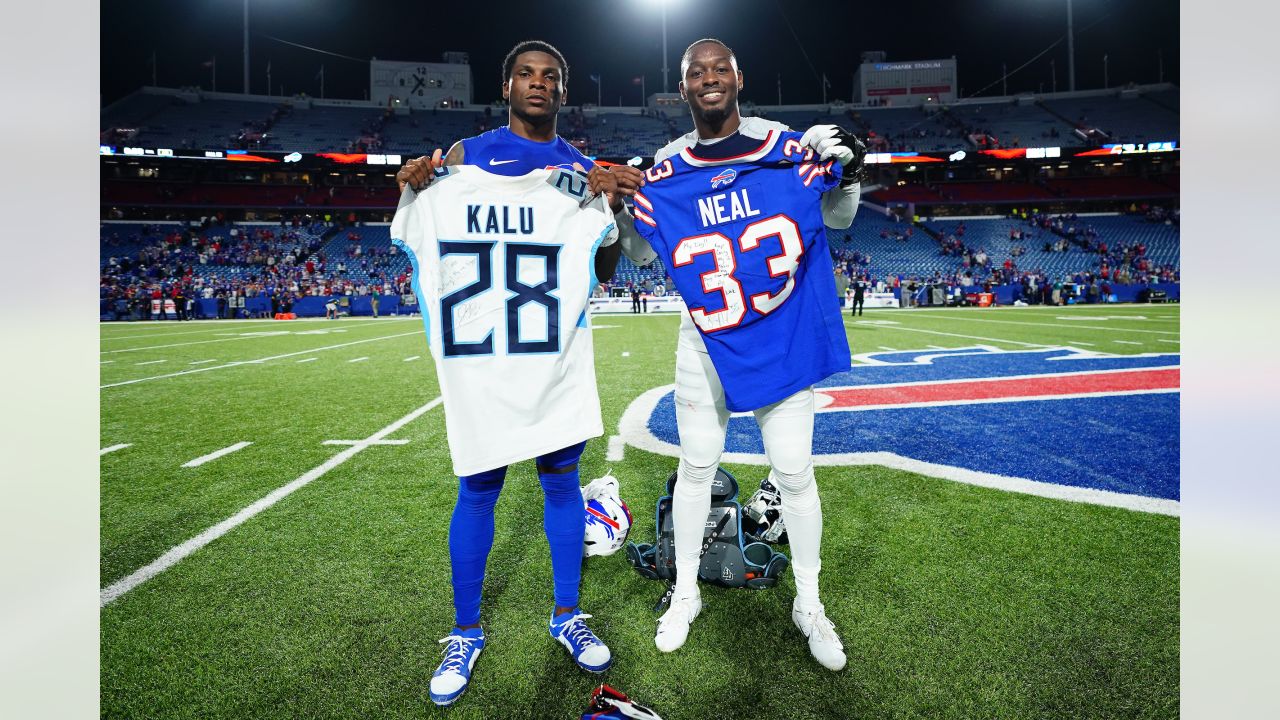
[488,159,518,166]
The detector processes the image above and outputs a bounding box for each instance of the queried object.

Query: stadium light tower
[243,0,250,94]
[1066,0,1076,92]
[646,0,676,94]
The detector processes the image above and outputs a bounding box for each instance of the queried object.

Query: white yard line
[1071,341,1096,346]
[322,439,409,446]
[102,325,281,341]
[850,321,1050,348]
[100,397,444,607]
[404,356,420,362]
[100,331,422,389]
[926,345,947,350]
[348,356,370,363]
[296,357,319,363]
[182,442,253,468]
[621,352,631,357]
[877,346,898,351]
[1157,339,1180,344]
[101,319,413,353]
[901,310,1179,335]
[189,359,218,365]
[134,360,167,366]
[1114,340,1143,345]
[607,435,625,462]
[99,444,132,456]
[100,360,115,365]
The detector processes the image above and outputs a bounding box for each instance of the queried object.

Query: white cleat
[655,592,702,653]
[792,601,847,671]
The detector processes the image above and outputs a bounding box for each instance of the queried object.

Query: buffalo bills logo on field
[619,346,1181,515]
[710,168,738,188]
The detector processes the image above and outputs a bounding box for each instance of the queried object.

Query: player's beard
[697,105,730,126]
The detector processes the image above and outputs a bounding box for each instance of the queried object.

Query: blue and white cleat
[549,608,613,673]
[429,626,486,706]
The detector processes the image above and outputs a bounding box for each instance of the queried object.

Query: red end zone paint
[818,368,1180,409]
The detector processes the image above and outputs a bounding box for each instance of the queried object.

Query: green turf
[100,305,1180,719]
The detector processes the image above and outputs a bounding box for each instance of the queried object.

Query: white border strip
[100,396,443,607]
[619,385,1179,517]
[99,444,131,456]
[182,442,253,468]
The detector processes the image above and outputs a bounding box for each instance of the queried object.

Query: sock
[537,442,587,613]
[671,458,717,597]
[771,465,824,607]
[449,467,507,627]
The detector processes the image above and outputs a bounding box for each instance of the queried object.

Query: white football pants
[670,330,825,606]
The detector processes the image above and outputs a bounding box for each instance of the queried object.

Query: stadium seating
[261,105,389,152]
[1039,95,1179,144]
[102,86,1180,158]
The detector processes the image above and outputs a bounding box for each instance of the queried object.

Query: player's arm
[800,125,868,230]
[607,161,658,267]
[395,141,465,193]
[585,164,656,278]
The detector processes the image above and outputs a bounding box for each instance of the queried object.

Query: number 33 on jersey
[391,165,617,476]
[632,129,852,412]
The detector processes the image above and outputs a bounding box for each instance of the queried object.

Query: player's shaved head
[680,38,738,77]
[503,40,569,84]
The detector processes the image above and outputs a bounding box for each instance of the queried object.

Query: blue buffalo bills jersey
[462,126,595,176]
[632,129,851,412]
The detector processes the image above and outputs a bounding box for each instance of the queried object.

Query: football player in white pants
[609,39,865,671]
[656,323,845,670]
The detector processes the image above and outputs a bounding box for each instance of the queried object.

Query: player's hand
[584,165,625,212]
[800,124,867,185]
[396,149,444,193]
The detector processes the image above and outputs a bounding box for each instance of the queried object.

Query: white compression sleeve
[821,181,862,230]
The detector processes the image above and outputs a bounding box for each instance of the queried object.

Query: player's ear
[737,71,744,91]
[502,79,511,101]
[678,80,687,102]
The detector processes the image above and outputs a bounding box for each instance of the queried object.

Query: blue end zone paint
[643,347,1181,501]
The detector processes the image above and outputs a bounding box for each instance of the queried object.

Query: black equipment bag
[625,468,788,590]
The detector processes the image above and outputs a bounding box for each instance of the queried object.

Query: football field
[100,304,1180,719]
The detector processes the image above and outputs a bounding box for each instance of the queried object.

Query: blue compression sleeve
[537,442,587,610]
[449,466,507,626]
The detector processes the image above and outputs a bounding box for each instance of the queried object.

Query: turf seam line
[897,310,1180,335]
[100,396,444,607]
[100,331,423,389]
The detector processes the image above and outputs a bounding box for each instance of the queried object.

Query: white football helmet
[581,473,633,557]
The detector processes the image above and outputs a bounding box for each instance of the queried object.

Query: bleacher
[263,105,387,152]
[119,99,281,149]
[1039,95,1179,144]
[917,214,1179,280]
[829,212,958,279]
[316,225,409,285]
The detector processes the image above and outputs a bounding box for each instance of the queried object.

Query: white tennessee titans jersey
[391,165,618,476]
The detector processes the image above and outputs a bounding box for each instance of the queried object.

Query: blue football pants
[448,441,586,627]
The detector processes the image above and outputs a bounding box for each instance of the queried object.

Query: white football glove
[800,124,854,165]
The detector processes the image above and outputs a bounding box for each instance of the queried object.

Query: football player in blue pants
[395,40,646,706]
[612,39,867,672]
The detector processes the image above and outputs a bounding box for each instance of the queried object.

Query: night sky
[101,0,1178,108]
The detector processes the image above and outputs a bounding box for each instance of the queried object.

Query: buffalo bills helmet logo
[620,346,1181,516]
[710,168,737,188]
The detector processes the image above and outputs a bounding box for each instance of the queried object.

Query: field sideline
[101,304,1180,719]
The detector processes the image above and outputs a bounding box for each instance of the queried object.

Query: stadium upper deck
[101,84,1178,158]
